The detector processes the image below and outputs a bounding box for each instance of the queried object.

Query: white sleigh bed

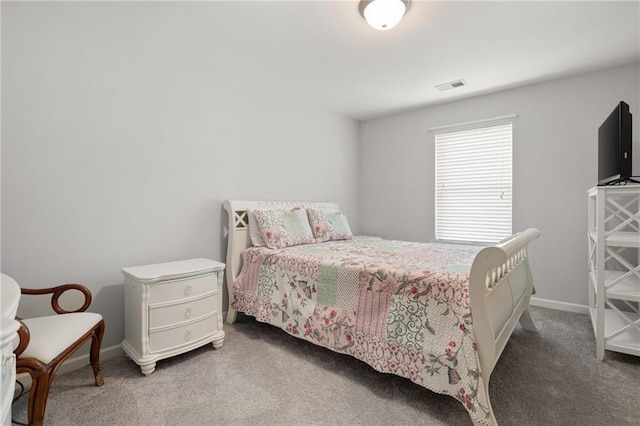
[223,200,540,426]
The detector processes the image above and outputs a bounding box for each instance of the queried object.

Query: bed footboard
[469,228,540,425]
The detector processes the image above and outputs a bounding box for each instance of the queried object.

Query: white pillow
[248,210,266,247]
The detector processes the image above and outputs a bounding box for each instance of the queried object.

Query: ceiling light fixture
[358,0,411,31]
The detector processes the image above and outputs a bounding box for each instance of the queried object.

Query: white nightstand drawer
[149,314,218,354]
[149,293,218,329]
[148,273,216,304]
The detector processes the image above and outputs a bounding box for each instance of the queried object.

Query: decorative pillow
[253,207,316,249]
[248,210,266,247]
[307,208,353,242]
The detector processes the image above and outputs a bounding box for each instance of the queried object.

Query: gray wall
[360,63,640,307]
[1,3,359,349]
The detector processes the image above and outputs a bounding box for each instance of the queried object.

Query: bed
[223,200,540,426]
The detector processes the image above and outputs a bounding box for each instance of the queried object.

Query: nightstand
[121,258,225,375]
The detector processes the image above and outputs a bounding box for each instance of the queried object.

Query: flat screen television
[598,101,634,186]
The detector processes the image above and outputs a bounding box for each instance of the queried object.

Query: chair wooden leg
[90,320,105,386]
[27,369,52,426]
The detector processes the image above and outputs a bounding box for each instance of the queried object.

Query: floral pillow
[253,207,316,249]
[307,208,353,242]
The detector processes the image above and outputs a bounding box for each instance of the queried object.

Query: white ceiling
[194,0,639,121]
[16,1,636,121]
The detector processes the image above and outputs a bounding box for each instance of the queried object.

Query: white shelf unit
[587,185,640,360]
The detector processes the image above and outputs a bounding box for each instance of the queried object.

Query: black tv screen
[598,101,633,186]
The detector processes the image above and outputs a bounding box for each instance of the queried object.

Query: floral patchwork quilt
[233,237,492,424]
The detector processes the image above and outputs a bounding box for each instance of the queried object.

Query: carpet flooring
[11,306,640,425]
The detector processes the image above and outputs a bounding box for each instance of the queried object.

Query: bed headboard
[222,199,340,323]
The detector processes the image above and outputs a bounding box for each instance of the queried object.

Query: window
[434,121,513,244]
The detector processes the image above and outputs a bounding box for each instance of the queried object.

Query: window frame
[433,118,515,245]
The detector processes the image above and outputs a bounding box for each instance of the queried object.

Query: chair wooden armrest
[20,283,92,314]
[13,318,30,358]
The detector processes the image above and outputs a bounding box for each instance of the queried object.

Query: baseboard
[530,297,589,314]
[60,343,123,375]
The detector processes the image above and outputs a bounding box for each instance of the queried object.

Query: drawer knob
[184,329,192,341]
[184,306,192,318]
[184,284,192,296]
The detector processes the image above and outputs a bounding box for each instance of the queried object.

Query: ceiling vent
[436,79,467,91]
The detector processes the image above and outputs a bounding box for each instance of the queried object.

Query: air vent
[436,79,467,91]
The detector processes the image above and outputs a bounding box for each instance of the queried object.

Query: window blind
[435,122,512,244]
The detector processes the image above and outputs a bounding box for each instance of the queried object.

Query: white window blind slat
[435,122,512,244]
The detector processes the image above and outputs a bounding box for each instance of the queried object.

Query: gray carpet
[11,306,640,425]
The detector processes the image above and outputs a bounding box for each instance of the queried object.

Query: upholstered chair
[1,273,105,426]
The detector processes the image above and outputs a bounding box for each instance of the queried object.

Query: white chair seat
[21,312,103,364]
